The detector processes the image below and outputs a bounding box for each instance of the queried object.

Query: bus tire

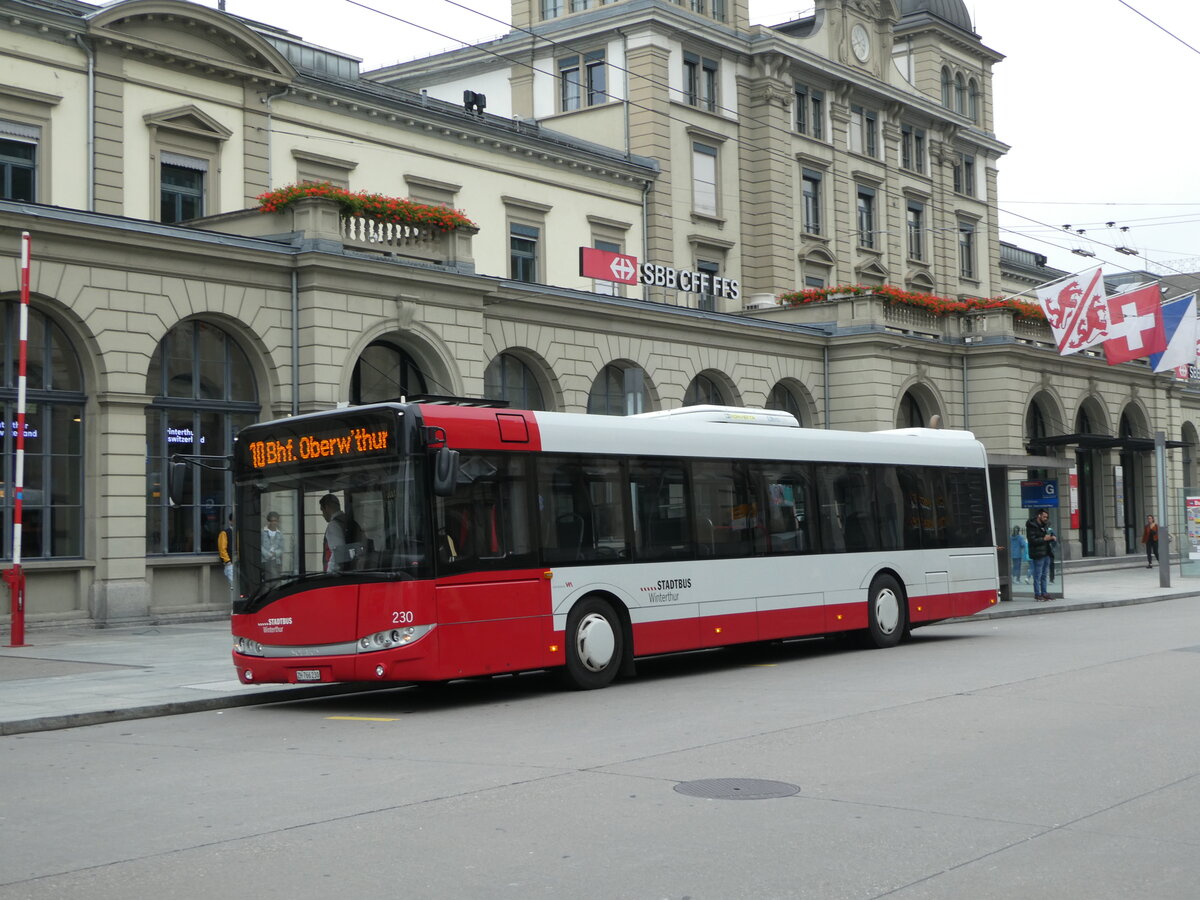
[866,574,906,649]
[562,596,623,690]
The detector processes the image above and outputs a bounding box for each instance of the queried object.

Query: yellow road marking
[326,716,398,722]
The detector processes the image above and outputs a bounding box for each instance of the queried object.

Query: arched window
[1119,411,1134,439]
[766,383,805,426]
[683,373,725,407]
[1027,402,1049,442]
[351,341,428,405]
[1076,407,1094,434]
[897,391,927,429]
[954,73,966,114]
[968,78,979,122]
[940,67,953,108]
[1,302,85,559]
[587,364,652,416]
[485,353,546,410]
[1183,423,1200,488]
[146,321,258,555]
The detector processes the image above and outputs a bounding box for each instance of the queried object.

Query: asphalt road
[3,598,1199,899]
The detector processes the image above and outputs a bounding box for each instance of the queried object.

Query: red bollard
[3,566,27,647]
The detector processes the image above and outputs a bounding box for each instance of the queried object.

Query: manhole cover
[674,778,800,800]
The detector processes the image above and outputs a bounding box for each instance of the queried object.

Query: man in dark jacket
[1026,508,1057,601]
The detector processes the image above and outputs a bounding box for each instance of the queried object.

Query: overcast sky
[204,0,1200,283]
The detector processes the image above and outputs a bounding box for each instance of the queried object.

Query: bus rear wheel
[563,597,623,690]
[866,575,906,649]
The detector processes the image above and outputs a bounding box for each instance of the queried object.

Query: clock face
[851,24,870,62]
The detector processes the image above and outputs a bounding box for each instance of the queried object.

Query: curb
[954,590,1196,623]
[0,681,398,737]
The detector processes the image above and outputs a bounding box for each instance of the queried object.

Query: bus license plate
[294,669,322,682]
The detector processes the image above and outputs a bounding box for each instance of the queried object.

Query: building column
[880,113,910,272]
[929,132,956,290]
[827,97,853,285]
[624,39,673,271]
[88,393,152,624]
[93,48,126,216]
[736,54,796,299]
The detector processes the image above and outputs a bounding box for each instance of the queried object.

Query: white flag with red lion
[1036,267,1108,354]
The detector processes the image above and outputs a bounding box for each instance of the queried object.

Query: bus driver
[319,494,359,573]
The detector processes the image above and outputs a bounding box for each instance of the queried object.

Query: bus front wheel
[866,575,906,649]
[563,597,623,690]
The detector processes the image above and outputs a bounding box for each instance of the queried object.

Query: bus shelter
[988,454,1070,603]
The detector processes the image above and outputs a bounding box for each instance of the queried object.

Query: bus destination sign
[247,427,389,469]
[236,411,398,476]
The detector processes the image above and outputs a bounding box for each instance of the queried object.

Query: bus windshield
[230,406,430,608]
[234,455,430,610]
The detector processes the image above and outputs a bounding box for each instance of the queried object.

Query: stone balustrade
[750,292,1057,347]
[187,196,477,271]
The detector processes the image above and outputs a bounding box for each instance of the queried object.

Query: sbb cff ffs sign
[579,247,741,301]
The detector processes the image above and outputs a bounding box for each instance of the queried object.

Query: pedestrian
[1026,508,1057,602]
[1142,513,1159,567]
[1047,522,1056,584]
[217,513,234,585]
[1009,525,1028,584]
[320,494,361,573]
[261,511,285,582]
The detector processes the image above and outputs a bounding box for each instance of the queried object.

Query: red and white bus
[229,402,998,689]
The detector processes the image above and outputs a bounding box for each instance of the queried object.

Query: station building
[1,0,1197,626]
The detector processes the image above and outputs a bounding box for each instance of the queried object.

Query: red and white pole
[4,231,30,646]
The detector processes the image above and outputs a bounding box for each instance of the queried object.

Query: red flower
[256,182,476,232]
[777,284,1047,321]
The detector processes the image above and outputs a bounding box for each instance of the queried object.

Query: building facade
[1,0,1198,627]
[377,0,1007,308]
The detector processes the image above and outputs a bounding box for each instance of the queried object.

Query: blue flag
[1150,293,1197,373]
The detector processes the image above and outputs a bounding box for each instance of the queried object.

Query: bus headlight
[356,624,433,653]
[234,637,264,656]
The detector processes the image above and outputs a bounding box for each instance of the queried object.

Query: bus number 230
[392,610,414,624]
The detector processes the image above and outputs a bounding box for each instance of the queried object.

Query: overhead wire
[995,0,1200,276]
[1116,0,1200,57]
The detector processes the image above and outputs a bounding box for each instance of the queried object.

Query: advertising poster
[1187,497,1200,559]
[1069,467,1079,530]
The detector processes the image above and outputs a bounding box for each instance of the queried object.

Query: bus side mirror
[432,447,460,497]
[168,461,189,506]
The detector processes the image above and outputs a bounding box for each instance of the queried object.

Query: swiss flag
[1103,284,1166,365]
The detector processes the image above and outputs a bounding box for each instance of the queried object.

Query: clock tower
[850,22,871,63]
[831,1,900,73]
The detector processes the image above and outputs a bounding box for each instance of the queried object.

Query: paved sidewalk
[0,565,1194,735]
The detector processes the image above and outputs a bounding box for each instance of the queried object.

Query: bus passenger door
[432,452,552,678]
[435,572,551,677]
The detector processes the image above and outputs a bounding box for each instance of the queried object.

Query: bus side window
[692,459,757,559]
[629,458,691,562]
[896,465,946,549]
[874,465,905,552]
[943,466,990,547]
[538,460,584,564]
[537,456,627,564]
[816,464,878,553]
[436,454,534,571]
[755,462,815,555]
